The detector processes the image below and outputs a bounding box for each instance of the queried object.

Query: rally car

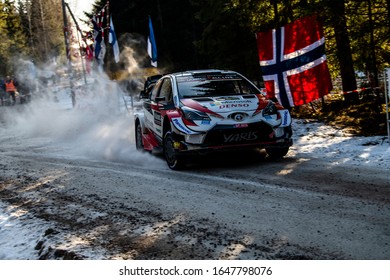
[134,69,292,170]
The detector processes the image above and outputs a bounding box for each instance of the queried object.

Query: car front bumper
[173,123,293,154]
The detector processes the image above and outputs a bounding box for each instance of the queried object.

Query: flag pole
[61,0,76,107]
[271,0,279,27]
[64,2,88,85]
[106,1,111,75]
[385,68,390,145]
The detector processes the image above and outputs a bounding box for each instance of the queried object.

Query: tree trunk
[328,0,358,103]
[387,0,390,27]
[367,0,378,87]
[270,0,279,26]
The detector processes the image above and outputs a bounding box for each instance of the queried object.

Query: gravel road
[0,105,389,260]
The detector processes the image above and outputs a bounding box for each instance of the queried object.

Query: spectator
[0,77,6,106]
[4,75,18,105]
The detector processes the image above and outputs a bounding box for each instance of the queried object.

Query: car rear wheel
[265,146,289,159]
[163,131,186,170]
[135,122,144,151]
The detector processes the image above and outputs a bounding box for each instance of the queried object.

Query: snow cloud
[4,61,160,167]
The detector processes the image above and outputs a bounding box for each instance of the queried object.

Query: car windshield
[176,73,260,98]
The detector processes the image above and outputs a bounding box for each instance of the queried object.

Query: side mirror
[139,90,149,99]
[155,96,166,102]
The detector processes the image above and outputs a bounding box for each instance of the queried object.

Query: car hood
[171,94,286,133]
[180,95,269,117]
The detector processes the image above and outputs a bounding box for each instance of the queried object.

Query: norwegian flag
[256,15,332,107]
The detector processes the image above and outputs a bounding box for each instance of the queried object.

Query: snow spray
[3,44,160,167]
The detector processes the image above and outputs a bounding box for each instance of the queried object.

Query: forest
[0,0,389,133]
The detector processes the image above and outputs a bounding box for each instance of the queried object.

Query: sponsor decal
[278,109,291,126]
[223,131,258,143]
[206,74,239,80]
[282,110,289,126]
[154,111,161,126]
[201,120,211,125]
[209,100,254,109]
[220,103,250,109]
[217,99,252,103]
[172,118,194,134]
[234,123,248,128]
[177,75,240,83]
[216,97,241,101]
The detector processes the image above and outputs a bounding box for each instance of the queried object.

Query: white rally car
[134,69,292,170]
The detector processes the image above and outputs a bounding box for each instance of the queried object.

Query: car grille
[203,122,274,146]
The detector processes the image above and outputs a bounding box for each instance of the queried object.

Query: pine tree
[0,0,28,75]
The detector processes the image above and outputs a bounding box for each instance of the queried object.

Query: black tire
[163,131,186,170]
[135,122,144,151]
[265,146,289,159]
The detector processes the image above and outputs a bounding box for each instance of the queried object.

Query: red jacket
[5,80,17,92]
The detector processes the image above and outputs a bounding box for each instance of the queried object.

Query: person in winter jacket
[0,78,6,106]
[4,76,18,105]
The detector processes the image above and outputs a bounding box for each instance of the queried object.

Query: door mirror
[139,90,149,99]
[155,96,166,102]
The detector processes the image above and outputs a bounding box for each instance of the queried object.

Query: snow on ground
[0,82,389,259]
[291,119,390,168]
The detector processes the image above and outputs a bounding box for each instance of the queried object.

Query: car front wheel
[163,131,186,170]
[265,146,289,159]
[135,122,144,151]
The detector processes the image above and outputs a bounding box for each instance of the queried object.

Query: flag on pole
[85,45,94,73]
[256,15,332,107]
[109,16,120,63]
[98,10,106,62]
[92,15,106,62]
[92,15,102,60]
[147,16,158,67]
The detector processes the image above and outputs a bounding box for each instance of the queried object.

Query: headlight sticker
[172,118,196,134]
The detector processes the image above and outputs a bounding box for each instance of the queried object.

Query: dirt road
[0,106,389,260]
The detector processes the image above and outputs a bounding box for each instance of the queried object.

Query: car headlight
[262,101,278,116]
[182,108,211,121]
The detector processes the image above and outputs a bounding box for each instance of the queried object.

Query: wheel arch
[163,109,181,135]
[163,115,172,136]
[134,114,146,133]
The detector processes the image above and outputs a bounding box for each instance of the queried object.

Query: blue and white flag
[92,15,106,62]
[109,16,120,63]
[147,16,158,67]
[92,16,102,60]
